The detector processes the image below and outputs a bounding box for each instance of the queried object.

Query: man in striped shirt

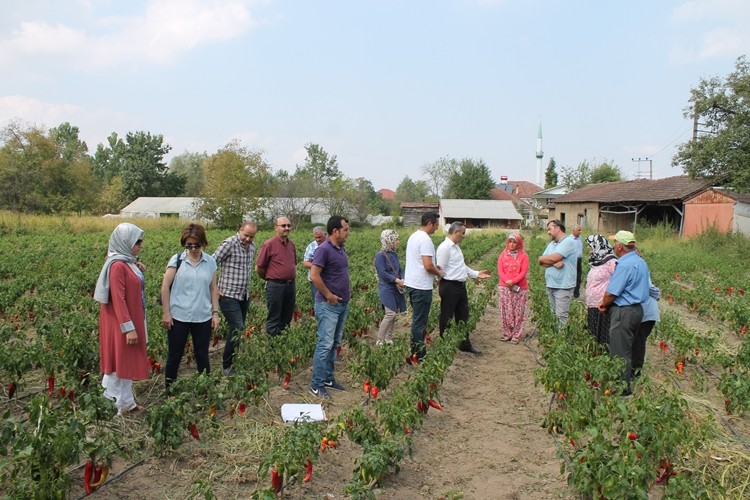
[213,220,257,376]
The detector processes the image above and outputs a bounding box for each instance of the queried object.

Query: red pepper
[189,422,201,440]
[84,460,94,495]
[416,401,428,414]
[363,380,371,394]
[283,371,292,389]
[47,375,55,397]
[67,389,76,401]
[271,469,282,493]
[7,382,16,399]
[238,401,247,415]
[627,432,638,441]
[303,458,313,482]
[211,335,220,347]
[428,399,443,411]
[370,386,379,399]
[91,464,109,489]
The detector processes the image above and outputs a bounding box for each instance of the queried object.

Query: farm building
[400,202,440,227]
[549,175,733,237]
[119,197,200,219]
[439,199,523,230]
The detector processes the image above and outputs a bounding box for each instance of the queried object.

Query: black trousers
[438,280,470,341]
[165,318,212,385]
[632,320,656,377]
[574,257,582,297]
[265,280,296,336]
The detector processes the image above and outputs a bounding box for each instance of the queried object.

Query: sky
[1,0,749,192]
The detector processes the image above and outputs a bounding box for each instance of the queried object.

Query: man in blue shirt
[598,230,651,395]
[538,220,577,324]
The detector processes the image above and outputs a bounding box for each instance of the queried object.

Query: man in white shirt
[404,212,444,360]
[435,222,491,354]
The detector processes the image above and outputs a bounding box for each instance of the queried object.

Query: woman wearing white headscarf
[374,229,406,346]
[94,223,149,414]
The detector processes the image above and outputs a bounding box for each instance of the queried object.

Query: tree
[561,158,621,191]
[421,156,458,197]
[196,141,272,228]
[294,143,343,196]
[443,158,495,199]
[395,176,431,202]
[673,55,750,190]
[0,121,98,213]
[545,157,559,188]
[92,131,184,203]
[169,151,208,196]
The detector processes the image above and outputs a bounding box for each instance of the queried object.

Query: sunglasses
[184,243,202,250]
[135,239,143,245]
[277,224,292,228]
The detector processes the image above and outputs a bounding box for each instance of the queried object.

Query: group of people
[93,214,657,413]
[539,219,659,395]
[94,216,351,410]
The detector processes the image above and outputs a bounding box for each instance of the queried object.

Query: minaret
[535,122,544,187]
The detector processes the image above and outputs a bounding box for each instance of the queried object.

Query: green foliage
[673,55,750,190]
[545,157,559,188]
[169,151,209,196]
[421,156,459,197]
[395,175,431,202]
[444,157,495,199]
[196,141,272,228]
[0,121,99,214]
[92,130,183,204]
[561,158,621,191]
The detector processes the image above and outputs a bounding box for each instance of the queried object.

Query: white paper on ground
[280,403,326,423]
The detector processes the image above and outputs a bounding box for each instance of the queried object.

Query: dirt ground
[85,299,573,500]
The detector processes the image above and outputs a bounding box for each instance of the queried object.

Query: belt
[612,303,641,308]
[268,279,295,284]
[441,279,466,284]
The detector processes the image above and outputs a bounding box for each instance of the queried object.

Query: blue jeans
[309,280,317,305]
[219,295,249,370]
[407,287,433,359]
[310,301,349,388]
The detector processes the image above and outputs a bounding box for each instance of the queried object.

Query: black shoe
[459,342,482,355]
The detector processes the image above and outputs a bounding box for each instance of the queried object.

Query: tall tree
[395,176,430,202]
[421,156,458,197]
[590,160,622,184]
[197,141,272,228]
[169,151,208,196]
[673,55,750,190]
[545,157,559,188]
[295,143,343,196]
[443,158,495,199]
[93,131,184,203]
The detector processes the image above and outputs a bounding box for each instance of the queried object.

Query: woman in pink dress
[585,234,617,346]
[94,223,149,415]
[497,234,529,344]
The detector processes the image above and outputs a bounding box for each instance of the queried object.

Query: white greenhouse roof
[440,199,522,220]
[120,197,200,214]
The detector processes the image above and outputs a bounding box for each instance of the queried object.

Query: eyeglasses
[135,239,143,245]
[185,243,202,250]
[277,224,292,228]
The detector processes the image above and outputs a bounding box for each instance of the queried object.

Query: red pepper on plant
[271,469,282,493]
[47,374,55,397]
[428,399,443,411]
[83,460,94,495]
[303,457,313,482]
[189,422,201,440]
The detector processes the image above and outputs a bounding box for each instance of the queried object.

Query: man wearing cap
[255,216,297,337]
[538,219,578,324]
[598,230,651,395]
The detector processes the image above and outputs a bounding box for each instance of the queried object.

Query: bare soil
[76,299,573,500]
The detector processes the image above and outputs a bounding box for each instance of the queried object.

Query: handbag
[157,253,182,305]
[381,251,404,294]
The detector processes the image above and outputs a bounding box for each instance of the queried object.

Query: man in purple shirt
[309,216,350,399]
[255,216,297,336]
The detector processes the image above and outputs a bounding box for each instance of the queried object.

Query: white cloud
[0,0,263,70]
[670,0,750,62]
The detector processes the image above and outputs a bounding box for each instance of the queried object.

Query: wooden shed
[400,201,440,227]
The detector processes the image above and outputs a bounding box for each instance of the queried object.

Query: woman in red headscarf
[497,234,529,344]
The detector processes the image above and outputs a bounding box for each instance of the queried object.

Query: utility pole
[631,157,652,180]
